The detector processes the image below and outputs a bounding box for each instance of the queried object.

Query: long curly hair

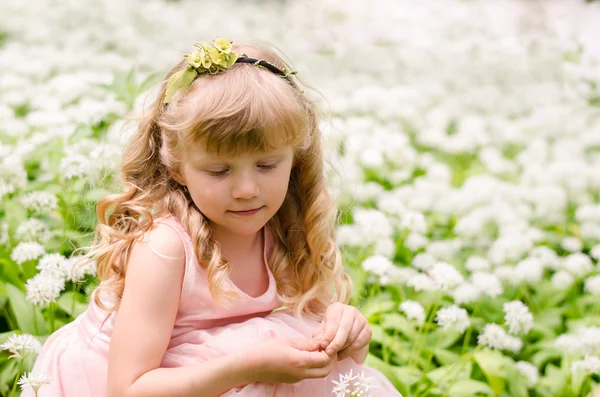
[82,41,352,321]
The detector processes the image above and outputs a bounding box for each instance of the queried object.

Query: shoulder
[135,219,186,262]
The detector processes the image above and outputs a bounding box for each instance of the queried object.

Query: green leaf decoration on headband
[163,38,240,104]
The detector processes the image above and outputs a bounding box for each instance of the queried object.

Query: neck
[210,225,263,259]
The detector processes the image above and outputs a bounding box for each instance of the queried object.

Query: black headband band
[235,57,289,78]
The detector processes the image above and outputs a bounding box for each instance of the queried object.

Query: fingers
[338,325,372,361]
[324,308,356,356]
[319,303,344,352]
[289,338,321,352]
[303,352,337,378]
[341,317,364,351]
[311,321,325,341]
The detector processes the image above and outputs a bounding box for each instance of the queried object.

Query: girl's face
[176,139,294,237]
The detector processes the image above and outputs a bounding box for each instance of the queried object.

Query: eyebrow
[192,153,285,164]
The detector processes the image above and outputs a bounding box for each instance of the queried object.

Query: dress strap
[152,216,192,298]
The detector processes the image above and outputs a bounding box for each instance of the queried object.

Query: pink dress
[27,217,402,396]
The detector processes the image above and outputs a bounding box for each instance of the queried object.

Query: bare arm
[107,224,258,397]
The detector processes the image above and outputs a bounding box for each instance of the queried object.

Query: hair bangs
[176,63,309,155]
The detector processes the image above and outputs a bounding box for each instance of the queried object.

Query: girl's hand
[311,303,372,362]
[244,337,336,384]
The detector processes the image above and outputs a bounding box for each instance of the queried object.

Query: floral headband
[164,38,298,104]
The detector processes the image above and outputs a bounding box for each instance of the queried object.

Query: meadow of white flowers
[1,0,600,396]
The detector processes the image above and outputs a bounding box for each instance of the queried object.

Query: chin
[225,223,266,236]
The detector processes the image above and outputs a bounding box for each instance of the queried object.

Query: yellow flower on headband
[214,37,232,54]
[164,38,239,104]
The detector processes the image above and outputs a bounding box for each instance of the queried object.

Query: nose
[231,171,260,200]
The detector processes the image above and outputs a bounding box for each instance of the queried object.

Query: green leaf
[0,258,25,291]
[424,328,462,349]
[164,67,198,104]
[447,379,494,396]
[427,361,472,388]
[537,364,567,396]
[394,366,422,387]
[364,354,410,396]
[0,358,18,396]
[381,313,417,339]
[361,299,397,319]
[432,348,461,366]
[473,349,508,395]
[5,284,48,335]
[57,291,88,318]
[530,348,562,368]
[506,361,529,397]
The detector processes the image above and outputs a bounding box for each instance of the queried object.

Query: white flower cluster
[555,327,600,356]
[0,333,42,359]
[16,218,51,244]
[10,241,45,265]
[477,324,523,353]
[571,356,600,376]
[332,369,378,397]
[399,300,426,326]
[17,372,51,393]
[515,361,539,388]
[434,305,470,333]
[503,301,533,335]
[20,191,59,214]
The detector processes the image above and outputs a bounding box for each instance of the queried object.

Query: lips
[229,206,263,214]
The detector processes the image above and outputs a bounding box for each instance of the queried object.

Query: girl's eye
[258,164,277,171]
[207,169,229,177]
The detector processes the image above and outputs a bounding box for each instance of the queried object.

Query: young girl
[26,38,402,397]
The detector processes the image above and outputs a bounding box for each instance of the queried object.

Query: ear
[171,168,187,187]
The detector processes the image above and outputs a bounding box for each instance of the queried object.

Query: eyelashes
[206,164,277,177]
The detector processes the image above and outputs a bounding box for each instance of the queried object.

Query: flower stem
[10,359,23,397]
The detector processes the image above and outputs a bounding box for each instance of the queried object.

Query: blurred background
[1,0,600,396]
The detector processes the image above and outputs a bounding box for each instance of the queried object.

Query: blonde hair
[83,41,352,321]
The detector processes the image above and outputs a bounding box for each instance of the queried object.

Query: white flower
[400,211,427,234]
[591,245,600,261]
[37,253,69,280]
[332,369,378,397]
[561,237,582,252]
[20,191,58,214]
[59,153,91,179]
[16,219,51,244]
[503,301,534,335]
[452,283,482,305]
[65,255,97,282]
[25,273,65,305]
[585,275,600,296]
[563,253,593,277]
[477,324,523,353]
[514,258,544,284]
[470,272,503,297]
[0,334,42,359]
[551,271,575,289]
[516,361,539,387]
[10,242,45,264]
[465,256,491,273]
[17,372,51,393]
[428,262,464,291]
[571,356,600,376]
[407,273,438,292]
[435,305,470,333]
[412,252,437,271]
[362,255,393,278]
[399,300,426,325]
[555,327,600,356]
[530,246,561,270]
[404,232,428,251]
